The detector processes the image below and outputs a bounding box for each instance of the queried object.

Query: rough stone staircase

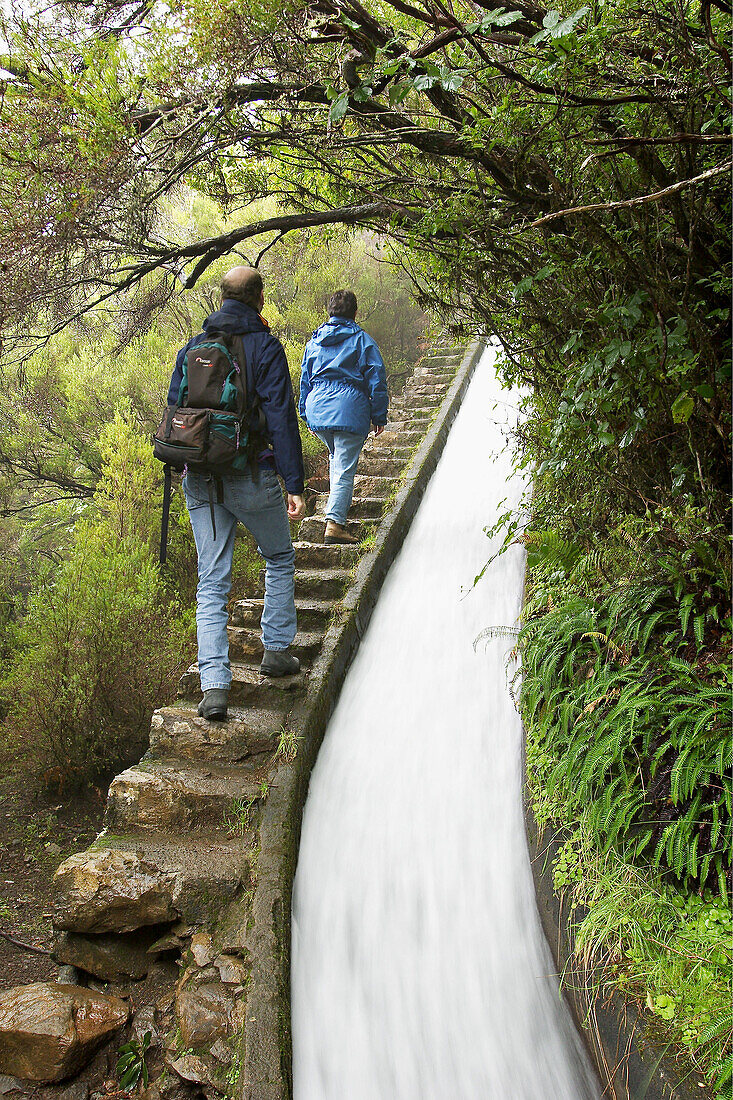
[48,348,465,1095]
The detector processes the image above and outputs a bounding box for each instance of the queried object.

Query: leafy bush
[2,526,193,784]
[545,820,733,1096]
[521,545,731,896]
[1,418,194,785]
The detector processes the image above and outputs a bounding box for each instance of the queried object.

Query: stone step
[410,383,451,397]
[295,568,351,600]
[53,832,253,934]
[354,453,405,478]
[411,367,457,381]
[105,755,271,833]
[373,445,414,463]
[232,596,336,631]
[328,496,384,520]
[292,541,361,569]
[150,702,288,764]
[227,626,322,665]
[394,401,442,416]
[371,429,423,448]
[384,419,430,433]
[352,474,398,495]
[179,662,306,705]
[297,515,374,543]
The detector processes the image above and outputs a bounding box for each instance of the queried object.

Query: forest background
[0,0,730,1092]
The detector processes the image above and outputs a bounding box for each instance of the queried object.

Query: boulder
[0,983,129,1082]
[189,933,216,968]
[53,849,178,933]
[166,1053,224,1093]
[213,955,248,987]
[54,927,165,981]
[176,984,233,1048]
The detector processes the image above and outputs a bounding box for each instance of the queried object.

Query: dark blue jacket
[168,300,305,494]
[299,317,388,436]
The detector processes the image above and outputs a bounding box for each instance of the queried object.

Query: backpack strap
[160,464,172,565]
[204,474,225,540]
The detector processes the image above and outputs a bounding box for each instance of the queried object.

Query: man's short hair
[221,267,264,309]
[327,289,357,320]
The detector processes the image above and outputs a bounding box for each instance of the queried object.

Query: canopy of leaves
[1,0,729,516]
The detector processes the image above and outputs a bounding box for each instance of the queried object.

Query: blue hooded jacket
[299,317,388,437]
[168,300,305,494]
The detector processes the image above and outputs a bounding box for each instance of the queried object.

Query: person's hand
[287,494,305,520]
[372,423,385,436]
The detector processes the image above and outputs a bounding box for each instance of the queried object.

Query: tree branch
[531,161,732,226]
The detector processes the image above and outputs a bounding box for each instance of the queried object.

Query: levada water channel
[291,345,601,1099]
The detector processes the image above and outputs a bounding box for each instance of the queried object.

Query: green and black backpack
[153,330,265,561]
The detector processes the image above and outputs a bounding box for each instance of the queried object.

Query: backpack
[153,330,265,562]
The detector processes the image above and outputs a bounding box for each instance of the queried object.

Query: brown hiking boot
[324,520,359,545]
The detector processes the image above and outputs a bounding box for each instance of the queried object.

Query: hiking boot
[260,648,301,677]
[197,688,229,721]
[324,520,359,545]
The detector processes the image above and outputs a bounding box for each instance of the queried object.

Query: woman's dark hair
[327,289,357,319]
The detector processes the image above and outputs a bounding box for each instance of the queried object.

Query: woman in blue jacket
[299,290,389,544]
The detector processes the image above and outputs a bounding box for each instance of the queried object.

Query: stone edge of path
[235,338,485,1099]
[523,737,706,1095]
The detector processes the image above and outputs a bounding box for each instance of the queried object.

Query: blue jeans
[315,430,367,526]
[184,467,296,691]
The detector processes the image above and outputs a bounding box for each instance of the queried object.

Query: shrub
[2,524,193,785]
[1,417,195,785]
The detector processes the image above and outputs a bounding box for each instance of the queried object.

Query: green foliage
[1,422,194,784]
[116,1031,152,1090]
[543,820,732,1095]
[521,526,732,894]
[518,456,732,1093]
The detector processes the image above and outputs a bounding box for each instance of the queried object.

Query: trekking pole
[160,464,172,565]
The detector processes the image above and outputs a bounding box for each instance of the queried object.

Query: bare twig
[0,930,53,957]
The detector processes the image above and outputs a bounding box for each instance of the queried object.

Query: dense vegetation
[0,0,730,1091]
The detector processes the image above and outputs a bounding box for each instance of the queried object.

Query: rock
[0,1076,28,1096]
[55,966,81,985]
[140,1080,198,1100]
[176,984,233,1048]
[167,1053,223,1092]
[208,1039,232,1065]
[213,955,248,986]
[53,850,178,933]
[0,983,129,1083]
[54,927,165,981]
[131,1005,158,1049]
[57,1082,90,1100]
[44,842,62,858]
[189,932,216,968]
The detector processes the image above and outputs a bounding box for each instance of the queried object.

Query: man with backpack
[299,290,388,544]
[165,266,305,721]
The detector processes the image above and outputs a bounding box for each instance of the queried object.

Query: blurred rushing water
[291,345,600,1099]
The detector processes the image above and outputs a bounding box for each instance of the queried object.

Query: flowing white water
[292,346,600,1100]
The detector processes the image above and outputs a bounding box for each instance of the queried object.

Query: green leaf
[329,92,349,123]
[671,392,694,423]
[549,5,589,36]
[388,82,410,107]
[120,1063,141,1088]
